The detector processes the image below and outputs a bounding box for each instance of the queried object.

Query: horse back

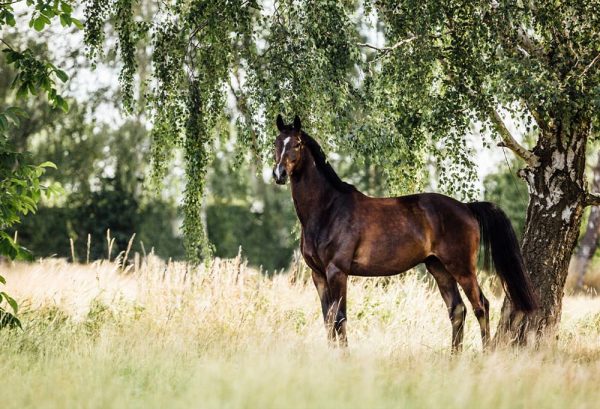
[349,192,478,276]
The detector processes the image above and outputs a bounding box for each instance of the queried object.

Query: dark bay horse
[273,115,538,351]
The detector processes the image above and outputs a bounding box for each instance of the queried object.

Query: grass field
[2,256,600,409]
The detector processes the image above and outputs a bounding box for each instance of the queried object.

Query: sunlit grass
[1,256,600,409]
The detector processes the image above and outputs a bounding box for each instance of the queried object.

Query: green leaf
[6,12,16,27]
[38,161,57,169]
[4,50,22,64]
[60,13,71,27]
[61,2,73,14]
[0,275,6,285]
[33,16,45,31]
[1,292,18,314]
[71,17,83,30]
[0,234,18,260]
[40,14,51,25]
[55,69,69,82]
[0,310,21,329]
[56,96,69,112]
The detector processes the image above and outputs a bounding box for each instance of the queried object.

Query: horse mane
[300,131,357,193]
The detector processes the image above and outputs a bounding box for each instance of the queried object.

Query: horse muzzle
[273,165,288,185]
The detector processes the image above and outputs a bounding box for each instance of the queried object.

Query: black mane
[300,131,357,193]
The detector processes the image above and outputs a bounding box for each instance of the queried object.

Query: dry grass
[1,256,600,409]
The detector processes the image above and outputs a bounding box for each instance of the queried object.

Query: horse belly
[350,233,428,276]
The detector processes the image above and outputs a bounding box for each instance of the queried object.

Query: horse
[272,114,538,351]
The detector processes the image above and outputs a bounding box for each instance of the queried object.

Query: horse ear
[293,115,301,131]
[276,114,285,132]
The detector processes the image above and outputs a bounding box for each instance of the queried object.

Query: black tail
[467,202,538,312]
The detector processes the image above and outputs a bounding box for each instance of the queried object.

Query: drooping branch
[227,77,261,162]
[521,99,548,132]
[435,12,541,169]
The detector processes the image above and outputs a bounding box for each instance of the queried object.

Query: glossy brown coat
[273,115,537,351]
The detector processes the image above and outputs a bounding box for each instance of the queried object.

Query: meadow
[1,255,600,409]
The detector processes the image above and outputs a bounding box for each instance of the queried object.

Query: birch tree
[83,0,600,339]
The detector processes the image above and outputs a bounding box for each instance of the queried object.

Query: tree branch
[580,53,600,78]
[514,26,546,60]
[489,109,539,167]
[438,55,540,167]
[584,192,600,207]
[357,36,417,55]
[0,38,15,50]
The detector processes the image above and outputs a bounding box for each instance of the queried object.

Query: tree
[84,0,369,263]
[84,1,600,339]
[369,0,600,339]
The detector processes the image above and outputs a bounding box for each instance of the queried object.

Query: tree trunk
[572,152,600,289]
[496,119,590,343]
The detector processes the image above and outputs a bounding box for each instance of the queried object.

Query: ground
[1,256,600,409]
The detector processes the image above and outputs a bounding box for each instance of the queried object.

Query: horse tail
[467,202,538,312]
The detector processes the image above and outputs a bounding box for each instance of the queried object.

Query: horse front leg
[325,263,348,347]
[311,270,334,342]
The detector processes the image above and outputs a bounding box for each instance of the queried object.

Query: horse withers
[272,114,538,351]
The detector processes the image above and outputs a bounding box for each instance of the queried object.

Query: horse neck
[290,150,345,228]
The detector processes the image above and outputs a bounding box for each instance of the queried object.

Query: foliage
[8,109,186,262]
[206,138,297,271]
[1,0,81,326]
[85,0,465,262]
[373,0,600,133]
[92,0,600,262]
[483,157,528,239]
[0,107,60,327]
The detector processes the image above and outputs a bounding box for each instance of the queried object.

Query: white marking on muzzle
[275,137,291,179]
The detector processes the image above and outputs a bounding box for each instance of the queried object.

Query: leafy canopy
[84,0,480,261]
[83,0,600,261]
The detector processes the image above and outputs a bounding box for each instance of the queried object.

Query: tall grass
[1,256,600,409]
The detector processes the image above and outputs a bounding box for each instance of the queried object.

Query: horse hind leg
[441,255,491,350]
[425,257,466,353]
[456,274,491,350]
